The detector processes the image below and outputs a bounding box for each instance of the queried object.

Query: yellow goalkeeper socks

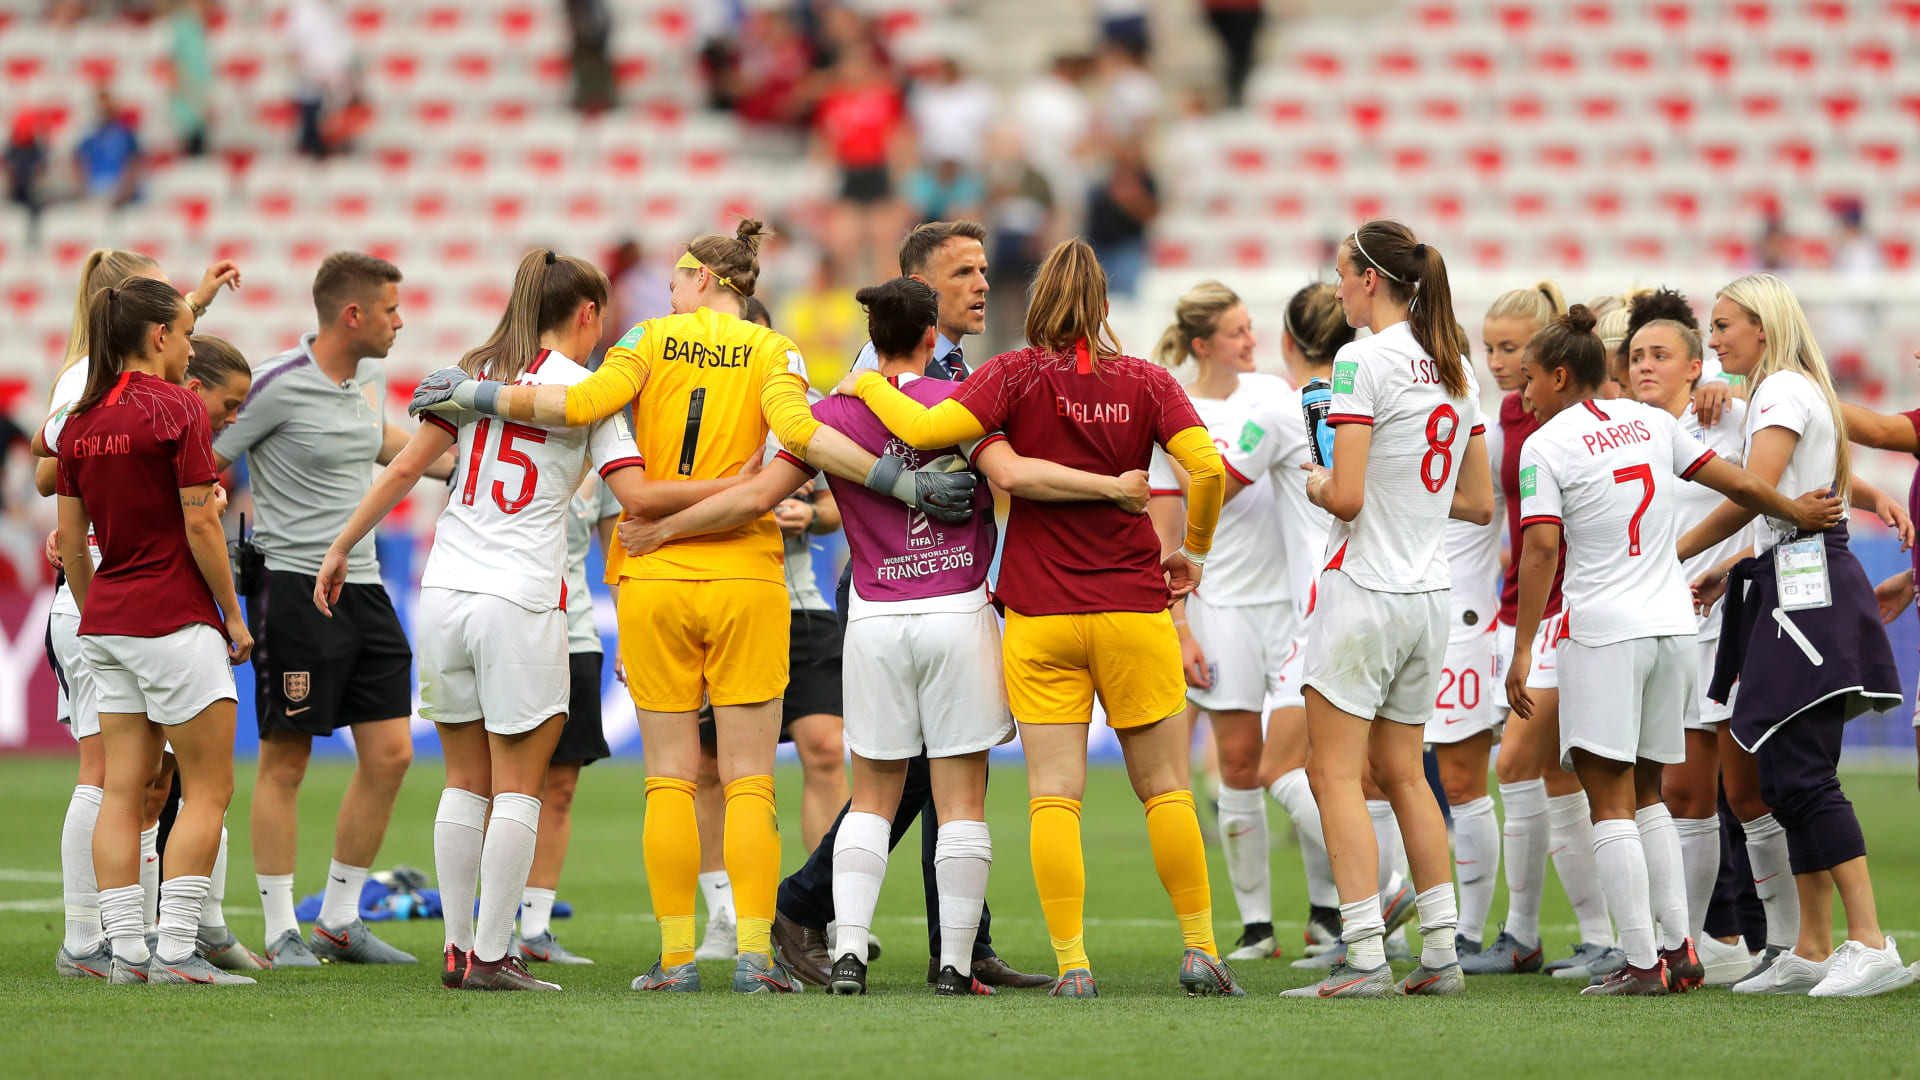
[1029,796,1089,974]
[643,776,700,967]
[724,775,780,959]
[1145,789,1217,958]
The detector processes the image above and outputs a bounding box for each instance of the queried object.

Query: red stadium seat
[1347,96,1389,134]
[1807,0,1851,25]
[1691,44,1734,79]
[1448,48,1496,79]
[346,4,383,34]
[1535,139,1584,171]
[1731,1,1774,28]
[1648,2,1691,29]
[1570,1,1614,26]
[1531,45,1579,75]
[1415,2,1459,28]
[500,5,539,38]
[1494,3,1536,33]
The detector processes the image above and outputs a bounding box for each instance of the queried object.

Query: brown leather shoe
[927,954,1053,989]
[771,910,831,987]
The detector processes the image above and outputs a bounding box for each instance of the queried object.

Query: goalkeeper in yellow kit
[411,222,978,994]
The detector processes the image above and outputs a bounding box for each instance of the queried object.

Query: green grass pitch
[2,757,1918,1079]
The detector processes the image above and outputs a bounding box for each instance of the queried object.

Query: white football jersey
[1225,385,1332,616]
[1518,398,1713,646]
[1446,421,1502,633]
[1744,369,1844,550]
[420,350,642,612]
[1674,397,1748,638]
[42,358,100,620]
[1323,323,1484,594]
[1150,371,1292,607]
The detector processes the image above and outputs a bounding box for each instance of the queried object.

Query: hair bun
[1563,303,1597,336]
[734,217,768,255]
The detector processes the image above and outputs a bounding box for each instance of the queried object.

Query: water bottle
[1301,377,1334,467]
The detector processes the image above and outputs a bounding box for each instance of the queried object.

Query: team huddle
[34,212,1918,1000]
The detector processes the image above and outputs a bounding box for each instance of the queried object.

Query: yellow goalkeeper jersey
[562,306,822,584]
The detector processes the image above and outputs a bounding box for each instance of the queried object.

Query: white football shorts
[1491,613,1563,712]
[1186,593,1306,714]
[1303,570,1448,727]
[79,623,236,727]
[1425,624,1497,745]
[49,611,101,740]
[842,603,1013,760]
[1684,634,1736,731]
[417,586,568,736]
[1557,634,1694,770]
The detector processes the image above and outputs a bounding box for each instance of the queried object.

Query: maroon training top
[1497,390,1566,624]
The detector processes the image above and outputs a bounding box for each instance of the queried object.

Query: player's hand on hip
[226,613,254,664]
[619,514,672,557]
[410,366,476,417]
[1112,469,1151,514]
[1874,570,1914,624]
[1162,549,1202,599]
[312,550,350,617]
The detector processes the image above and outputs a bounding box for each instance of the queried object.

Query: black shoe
[829,952,867,995]
[933,963,996,996]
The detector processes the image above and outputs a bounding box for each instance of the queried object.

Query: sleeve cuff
[421,413,457,436]
[967,432,1008,466]
[1680,449,1716,480]
[1222,460,1255,485]
[1518,514,1562,530]
[1150,488,1184,497]
[1181,547,1208,566]
[597,455,645,478]
[1470,423,1486,436]
[775,449,811,473]
[1327,413,1373,427]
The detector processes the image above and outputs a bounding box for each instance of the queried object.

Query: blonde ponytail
[56,248,159,399]
[1152,280,1241,369]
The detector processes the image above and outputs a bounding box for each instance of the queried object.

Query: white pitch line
[0,870,62,883]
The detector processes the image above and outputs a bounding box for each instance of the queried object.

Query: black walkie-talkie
[232,512,265,597]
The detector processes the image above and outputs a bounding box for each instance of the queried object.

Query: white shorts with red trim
[1303,569,1447,726]
[1186,594,1305,714]
[80,624,236,727]
[418,586,568,736]
[1492,614,1562,712]
[1425,624,1498,744]
[1558,634,1693,769]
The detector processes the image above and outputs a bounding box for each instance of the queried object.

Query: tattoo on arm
[182,492,213,508]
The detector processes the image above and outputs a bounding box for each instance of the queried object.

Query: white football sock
[699,870,735,922]
[319,860,369,928]
[1548,791,1613,945]
[830,811,890,963]
[1497,780,1548,948]
[100,883,149,964]
[934,820,991,977]
[1742,813,1799,948]
[1340,893,1387,968]
[1673,815,1722,938]
[1366,799,1404,897]
[1268,769,1338,907]
[1415,881,1459,966]
[434,788,488,952]
[1450,795,1499,946]
[156,874,211,963]
[257,873,297,943]
[1216,785,1271,926]
[61,785,103,953]
[1591,818,1655,968]
[475,792,541,964]
[1635,804,1688,952]
[139,825,160,927]
[519,887,556,940]
[200,825,228,930]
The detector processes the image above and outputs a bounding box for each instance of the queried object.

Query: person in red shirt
[837,238,1240,998]
[813,43,907,287]
[55,276,253,986]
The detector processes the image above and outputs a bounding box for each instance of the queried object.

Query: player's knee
[796,727,845,777]
[257,741,311,788]
[357,737,413,785]
[542,770,579,815]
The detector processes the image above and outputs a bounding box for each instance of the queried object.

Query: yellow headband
[676,251,742,295]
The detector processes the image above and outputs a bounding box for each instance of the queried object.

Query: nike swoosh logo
[165,965,214,984]
[1754,873,1779,884]
[1405,973,1442,993]
[1443,716,1463,724]
[1320,976,1369,996]
[1760,405,1775,413]
[286,706,312,716]
[1455,859,1477,865]
[315,926,350,948]
[331,876,347,883]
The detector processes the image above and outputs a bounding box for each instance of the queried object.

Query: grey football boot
[309,918,417,964]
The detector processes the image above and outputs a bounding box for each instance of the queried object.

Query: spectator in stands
[814,43,908,287]
[603,238,670,347]
[74,89,142,208]
[1014,54,1093,235]
[6,110,46,242]
[776,252,865,389]
[908,55,995,170]
[286,0,352,159]
[983,135,1056,355]
[1093,36,1160,143]
[1085,138,1159,297]
[730,7,816,132]
[168,0,214,157]
[1098,0,1151,52]
[904,159,985,226]
[1202,0,1264,109]
[565,0,615,116]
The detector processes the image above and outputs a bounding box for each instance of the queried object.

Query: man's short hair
[897,221,987,277]
[312,252,403,324]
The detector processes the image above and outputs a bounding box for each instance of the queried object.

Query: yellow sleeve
[564,337,651,427]
[1165,425,1223,558]
[851,371,987,449]
[762,367,824,458]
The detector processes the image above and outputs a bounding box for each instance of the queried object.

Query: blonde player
[411,220,977,994]
[1222,283,1357,954]
[1506,305,1842,995]
[1146,281,1296,960]
[319,250,646,991]
[1282,221,1493,1000]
